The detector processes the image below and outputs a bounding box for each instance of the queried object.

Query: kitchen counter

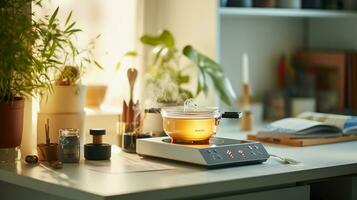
[1,123,357,200]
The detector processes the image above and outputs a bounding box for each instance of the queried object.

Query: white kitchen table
[1,122,357,200]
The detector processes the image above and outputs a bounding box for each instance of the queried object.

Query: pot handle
[221,112,242,119]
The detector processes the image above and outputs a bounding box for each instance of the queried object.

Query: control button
[217,155,223,159]
[213,149,218,153]
[248,145,253,150]
[251,151,256,155]
[207,150,213,154]
[238,149,246,158]
[254,145,259,149]
[226,149,234,159]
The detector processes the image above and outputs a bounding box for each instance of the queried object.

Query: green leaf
[177,74,190,84]
[182,45,236,106]
[140,30,175,48]
[183,45,223,72]
[48,41,57,58]
[94,61,103,70]
[49,7,59,27]
[115,62,121,70]
[65,11,72,26]
[116,50,137,70]
[48,59,62,64]
[124,51,137,57]
[151,47,164,66]
[65,28,82,34]
[65,22,76,33]
[206,71,236,106]
[179,88,194,100]
[196,67,208,96]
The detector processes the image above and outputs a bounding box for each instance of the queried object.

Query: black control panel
[199,141,269,168]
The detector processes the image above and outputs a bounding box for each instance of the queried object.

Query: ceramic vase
[85,85,107,108]
[37,85,86,145]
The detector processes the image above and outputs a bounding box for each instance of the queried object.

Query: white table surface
[1,122,357,200]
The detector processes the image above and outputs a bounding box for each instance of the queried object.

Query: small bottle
[59,129,80,163]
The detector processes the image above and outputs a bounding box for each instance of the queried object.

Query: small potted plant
[0,1,61,160]
[37,7,102,145]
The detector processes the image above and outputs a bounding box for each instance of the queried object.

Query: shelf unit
[219,7,357,18]
[217,4,357,106]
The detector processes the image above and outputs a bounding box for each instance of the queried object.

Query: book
[257,112,357,139]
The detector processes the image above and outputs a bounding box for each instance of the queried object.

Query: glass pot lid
[161,106,220,119]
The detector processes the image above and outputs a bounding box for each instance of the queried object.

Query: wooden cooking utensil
[122,68,139,132]
[127,68,138,103]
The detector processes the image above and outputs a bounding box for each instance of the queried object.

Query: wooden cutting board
[247,134,357,147]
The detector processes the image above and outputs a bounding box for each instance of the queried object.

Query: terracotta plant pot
[0,98,25,148]
[37,112,85,145]
[85,85,107,108]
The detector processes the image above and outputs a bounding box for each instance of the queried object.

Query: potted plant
[0,0,61,158]
[121,30,236,136]
[127,30,236,106]
[36,7,102,145]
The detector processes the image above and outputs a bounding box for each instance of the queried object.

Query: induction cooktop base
[136,137,270,168]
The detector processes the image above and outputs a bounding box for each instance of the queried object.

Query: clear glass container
[0,147,21,163]
[122,132,151,153]
[59,129,80,163]
[161,106,221,144]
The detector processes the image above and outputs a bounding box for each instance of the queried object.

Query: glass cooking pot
[161,106,241,144]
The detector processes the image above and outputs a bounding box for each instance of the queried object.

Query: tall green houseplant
[0,0,61,149]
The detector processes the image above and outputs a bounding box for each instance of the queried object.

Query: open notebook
[258,112,357,139]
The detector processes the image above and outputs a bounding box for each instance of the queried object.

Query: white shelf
[219,8,357,18]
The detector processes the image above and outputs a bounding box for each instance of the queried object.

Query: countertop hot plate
[136,137,270,168]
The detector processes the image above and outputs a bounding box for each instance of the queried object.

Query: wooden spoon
[127,68,138,103]
[126,68,138,132]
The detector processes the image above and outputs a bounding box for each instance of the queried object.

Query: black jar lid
[90,129,106,136]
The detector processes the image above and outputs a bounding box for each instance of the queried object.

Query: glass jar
[142,108,166,137]
[59,129,80,163]
[122,132,151,153]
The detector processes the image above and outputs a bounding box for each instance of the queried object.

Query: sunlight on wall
[140,0,217,106]
[39,0,138,110]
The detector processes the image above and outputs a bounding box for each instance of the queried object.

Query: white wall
[28,1,137,151]
[36,0,137,109]
[219,16,305,99]
[308,18,357,50]
[139,0,218,106]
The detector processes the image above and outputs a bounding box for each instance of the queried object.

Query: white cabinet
[210,185,310,200]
